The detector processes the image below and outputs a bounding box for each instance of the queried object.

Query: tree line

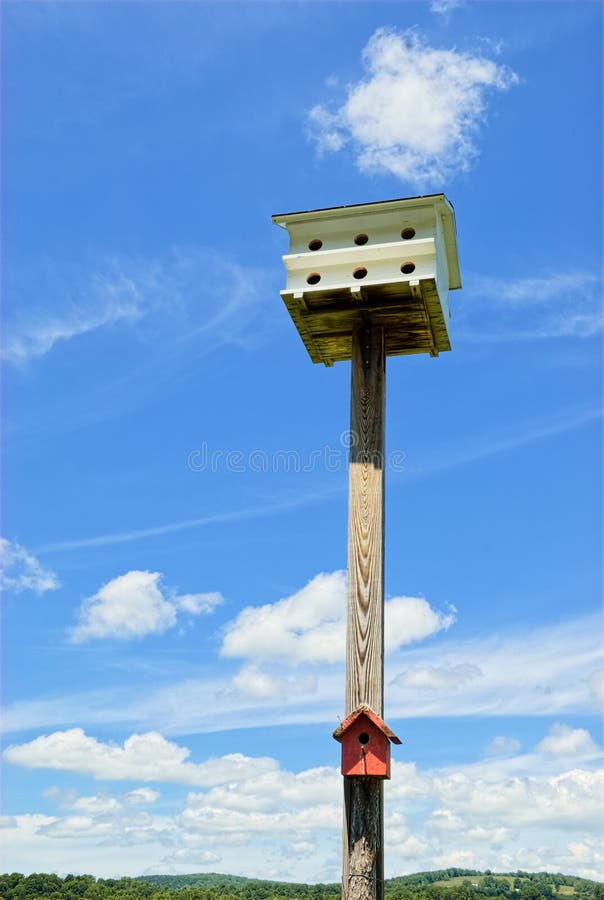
[1,869,602,900]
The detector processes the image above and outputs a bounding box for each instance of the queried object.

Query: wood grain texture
[343,325,386,900]
[346,325,385,717]
[343,779,383,900]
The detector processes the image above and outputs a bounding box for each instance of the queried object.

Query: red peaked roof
[333,704,402,745]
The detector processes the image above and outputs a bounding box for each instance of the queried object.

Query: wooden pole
[343,324,386,900]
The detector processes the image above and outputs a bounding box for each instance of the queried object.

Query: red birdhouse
[333,705,402,779]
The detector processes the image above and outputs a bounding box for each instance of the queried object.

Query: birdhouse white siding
[273,194,461,366]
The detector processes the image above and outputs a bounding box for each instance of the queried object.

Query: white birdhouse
[272,194,461,366]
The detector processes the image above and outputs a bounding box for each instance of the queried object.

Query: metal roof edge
[272,193,452,225]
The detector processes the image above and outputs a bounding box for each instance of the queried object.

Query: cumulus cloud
[2,723,603,881]
[535,723,599,757]
[308,28,518,185]
[221,571,454,664]
[69,570,222,642]
[71,796,123,815]
[432,767,604,830]
[0,538,60,595]
[221,571,346,664]
[3,729,278,787]
[126,788,160,805]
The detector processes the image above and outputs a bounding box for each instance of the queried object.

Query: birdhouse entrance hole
[358,732,370,745]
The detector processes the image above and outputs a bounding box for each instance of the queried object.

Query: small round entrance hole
[354,233,369,246]
[358,732,370,745]
[401,227,416,240]
[308,239,323,251]
[353,266,368,280]
[400,262,416,275]
[306,272,321,285]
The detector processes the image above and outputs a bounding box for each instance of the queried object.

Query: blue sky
[1,0,602,884]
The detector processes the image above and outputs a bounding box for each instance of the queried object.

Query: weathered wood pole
[343,323,386,900]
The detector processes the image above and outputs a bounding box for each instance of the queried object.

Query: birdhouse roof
[333,704,402,745]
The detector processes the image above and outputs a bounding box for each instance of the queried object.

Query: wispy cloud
[35,487,340,553]
[0,538,60,595]
[2,265,146,366]
[308,27,518,185]
[2,248,276,367]
[2,606,601,736]
[456,271,602,343]
[37,402,599,555]
[414,406,602,476]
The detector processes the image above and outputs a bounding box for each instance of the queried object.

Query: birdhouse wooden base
[334,705,402,779]
[281,277,448,366]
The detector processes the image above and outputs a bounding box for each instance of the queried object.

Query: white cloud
[3,729,278,787]
[385,597,456,652]
[2,612,601,736]
[485,736,522,757]
[419,406,601,476]
[430,0,465,14]
[1,272,145,366]
[587,669,603,707]
[126,788,160,805]
[2,723,603,881]
[431,766,604,830]
[37,810,165,845]
[391,662,481,691]
[232,665,317,700]
[458,271,602,343]
[535,723,599,757]
[0,538,60,595]
[71,796,123,815]
[221,570,454,665]
[221,571,346,664]
[69,570,222,642]
[3,248,276,366]
[308,28,518,185]
[394,835,431,859]
[159,848,222,866]
[37,488,338,553]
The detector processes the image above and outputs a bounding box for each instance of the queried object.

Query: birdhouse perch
[334,705,402,779]
[272,193,461,366]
